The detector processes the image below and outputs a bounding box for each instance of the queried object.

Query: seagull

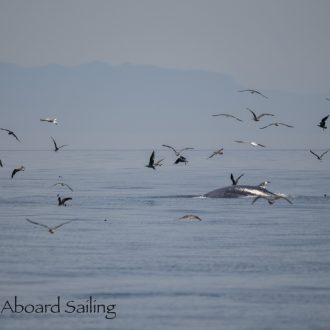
[258,181,270,188]
[145,151,156,169]
[309,149,329,161]
[177,214,202,221]
[207,148,224,159]
[174,155,188,165]
[235,140,266,148]
[211,114,243,122]
[162,144,194,157]
[0,160,3,167]
[251,194,292,205]
[238,89,269,99]
[25,218,74,234]
[52,182,74,191]
[318,115,329,130]
[51,137,68,152]
[0,128,21,142]
[57,194,72,206]
[40,118,58,125]
[246,108,275,122]
[11,166,25,178]
[259,122,294,129]
[154,158,165,167]
[230,173,244,185]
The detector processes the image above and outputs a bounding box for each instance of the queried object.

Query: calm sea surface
[0,149,329,330]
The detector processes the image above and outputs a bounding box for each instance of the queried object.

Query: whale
[204,185,276,198]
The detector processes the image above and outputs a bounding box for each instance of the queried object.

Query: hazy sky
[0,0,330,93]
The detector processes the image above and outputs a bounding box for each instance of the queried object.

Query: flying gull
[154,158,165,167]
[207,148,224,159]
[317,115,329,130]
[52,182,74,191]
[145,150,156,169]
[25,218,74,234]
[309,149,329,161]
[259,122,294,129]
[251,194,292,205]
[162,144,194,157]
[0,128,21,142]
[235,140,266,148]
[57,194,72,206]
[211,114,243,122]
[51,137,68,152]
[177,214,202,221]
[11,166,25,178]
[40,118,58,125]
[246,108,274,122]
[230,173,244,186]
[238,89,269,99]
[174,155,188,165]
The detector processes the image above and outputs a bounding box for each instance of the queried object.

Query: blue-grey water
[0,149,329,330]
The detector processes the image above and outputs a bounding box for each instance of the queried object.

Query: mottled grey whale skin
[204,185,273,198]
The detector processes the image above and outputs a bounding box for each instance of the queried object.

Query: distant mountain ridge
[0,62,328,149]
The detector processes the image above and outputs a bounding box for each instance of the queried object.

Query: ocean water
[0,149,329,330]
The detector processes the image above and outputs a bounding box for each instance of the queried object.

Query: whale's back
[204,185,273,198]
